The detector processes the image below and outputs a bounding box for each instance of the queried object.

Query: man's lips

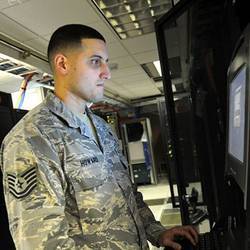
[96,83,104,86]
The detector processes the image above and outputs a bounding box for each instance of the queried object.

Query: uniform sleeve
[133,186,166,246]
[116,141,166,246]
[1,133,78,250]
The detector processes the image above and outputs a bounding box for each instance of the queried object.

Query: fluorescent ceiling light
[120,33,127,39]
[105,10,112,18]
[99,0,106,9]
[134,22,139,29]
[129,14,136,22]
[153,60,162,76]
[115,27,123,33]
[110,18,118,26]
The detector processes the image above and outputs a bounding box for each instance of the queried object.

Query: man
[0,24,198,250]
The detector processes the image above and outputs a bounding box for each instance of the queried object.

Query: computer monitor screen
[228,66,246,163]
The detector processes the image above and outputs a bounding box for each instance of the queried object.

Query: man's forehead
[80,38,107,50]
[80,38,108,58]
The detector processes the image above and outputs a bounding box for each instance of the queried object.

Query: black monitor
[223,23,250,250]
[227,66,247,197]
[226,24,250,209]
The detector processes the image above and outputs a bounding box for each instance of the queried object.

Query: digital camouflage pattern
[0,92,166,250]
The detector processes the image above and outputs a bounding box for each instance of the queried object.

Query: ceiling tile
[114,74,149,85]
[24,36,48,55]
[2,0,100,36]
[121,32,158,54]
[111,66,143,79]
[109,55,137,70]
[107,41,128,59]
[0,0,30,11]
[105,84,131,99]
[105,80,116,89]
[125,79,154,86]
[128,87,161,98]
[133,49,159,64]
[0,0,12,10]
[0,13,37,42]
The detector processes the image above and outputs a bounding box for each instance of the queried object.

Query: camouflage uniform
[0,92,166,250]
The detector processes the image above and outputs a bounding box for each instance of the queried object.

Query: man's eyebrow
[90,54,109,63]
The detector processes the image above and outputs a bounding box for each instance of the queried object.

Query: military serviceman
[0,24,198,249]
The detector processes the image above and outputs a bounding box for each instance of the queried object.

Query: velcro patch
[7,167,37,199]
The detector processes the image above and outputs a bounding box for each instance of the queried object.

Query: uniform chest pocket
[66,155,108,192]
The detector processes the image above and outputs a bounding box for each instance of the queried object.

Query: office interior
[0,0,249,249]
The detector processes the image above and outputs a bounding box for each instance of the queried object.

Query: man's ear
[54,54,69,75]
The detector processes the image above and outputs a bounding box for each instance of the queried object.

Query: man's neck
[54,88,87,117]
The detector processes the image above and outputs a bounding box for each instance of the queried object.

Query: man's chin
[89,94,104,103]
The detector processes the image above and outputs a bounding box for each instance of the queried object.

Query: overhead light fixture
[153,60,162,76]
[99,0,106,9]
[141,61,162,82]
[120,33,127,39]
[105,10,113,18]
[134,22,140,29]
[129,14,136,22]
[125,4,131,12]
[115,27,123,33]
[110,18,118,26]
[91,0,172,39]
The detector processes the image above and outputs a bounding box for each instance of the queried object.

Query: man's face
[65,38,111,102]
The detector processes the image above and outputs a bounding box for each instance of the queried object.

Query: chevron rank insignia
[7,167,37,199]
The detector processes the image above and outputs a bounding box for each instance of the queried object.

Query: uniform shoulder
[3,103,54,145]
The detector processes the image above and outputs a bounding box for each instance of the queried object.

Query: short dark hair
[47,24,106,69]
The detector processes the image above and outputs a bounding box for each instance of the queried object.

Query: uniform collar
[45,91,93,137]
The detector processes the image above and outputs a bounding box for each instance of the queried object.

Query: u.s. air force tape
[7,167,37,199]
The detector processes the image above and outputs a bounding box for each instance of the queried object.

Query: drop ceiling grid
[0,0,162,101]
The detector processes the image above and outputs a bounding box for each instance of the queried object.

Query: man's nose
[100,63,111,80]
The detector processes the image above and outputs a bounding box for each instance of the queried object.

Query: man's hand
[158,225,198,250]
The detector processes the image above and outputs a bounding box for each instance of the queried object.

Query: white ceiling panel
[105,80,116,89]
[2,0,100,36]
[0,0,12,10]
[110,55,137,70]
[128,86,161,97]
[133,49,159,64]
[121,33,158,54]
[0,13,37,42]
[105,84,131,99]
[24,36,48,55]
[123,79,155,87]
[107,41,128,59]
[114,74,149,85]
[111,66,144,79]
[0,0,30,10]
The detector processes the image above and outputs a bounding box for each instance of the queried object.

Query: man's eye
[91,59,101,66]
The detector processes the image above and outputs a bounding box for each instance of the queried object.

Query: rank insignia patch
[7,167,37,199]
